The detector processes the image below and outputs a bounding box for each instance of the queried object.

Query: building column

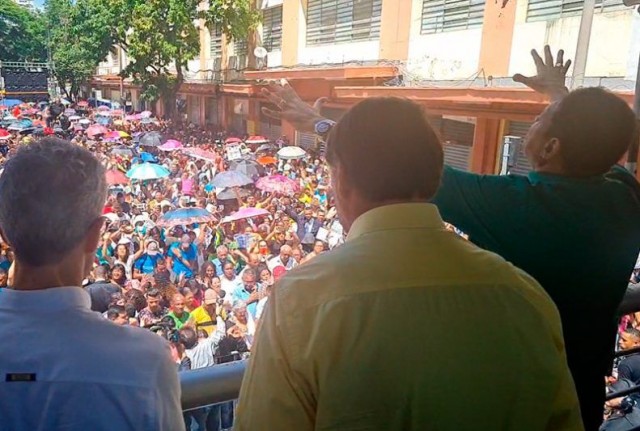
[477,0,518,77]
[470,118,503,174]
[378,0,413,61]
[199,96,206,126]
[282,0,307,66]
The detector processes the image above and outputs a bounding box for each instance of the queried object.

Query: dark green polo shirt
[433,165,640,426]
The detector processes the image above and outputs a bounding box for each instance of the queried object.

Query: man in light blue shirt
[0,138,184,431]
[232,268,260,318]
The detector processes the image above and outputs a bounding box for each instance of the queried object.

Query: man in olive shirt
[260,47,640,429]
[237,96,583,430]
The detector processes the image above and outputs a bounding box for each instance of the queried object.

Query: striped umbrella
[256,174,301,195]
[157,208,217,228]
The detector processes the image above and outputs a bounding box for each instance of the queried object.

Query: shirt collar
[346,203,444,242]
[0,286,91,312]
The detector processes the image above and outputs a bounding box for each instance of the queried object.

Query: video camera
[148,315,180,343]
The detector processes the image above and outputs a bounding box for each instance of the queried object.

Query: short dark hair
[179,327,198,350]
[106,305,125,320]
[146,288,161,298]
[548,87,637,177]
[326,97,443,202]
[625,327,640,339]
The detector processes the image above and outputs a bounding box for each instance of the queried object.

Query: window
[421,0,485,34]
[527,0,626,21]
[210,25,223,58]
[234,39,248,56]
[263,6,283,51]
[306,0,383,46]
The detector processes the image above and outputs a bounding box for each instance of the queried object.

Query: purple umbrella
[222,207,269,223]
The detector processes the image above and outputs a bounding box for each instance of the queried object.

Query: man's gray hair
[0,138,107,266]
[216,245,228,254]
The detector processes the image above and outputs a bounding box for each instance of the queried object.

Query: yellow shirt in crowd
[236,203,583,431]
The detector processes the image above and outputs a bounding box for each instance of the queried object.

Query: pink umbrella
[111,109,124,116]
[255,174,300,195]
[159,139,183,151]
[225,137,242,144]
[86,125,108,138]
[222,207,269,223]
[105,130,121,139]
[140,111,152,118]
[96,106,110,112]
[125,114,137,121]
[181,147,219,162]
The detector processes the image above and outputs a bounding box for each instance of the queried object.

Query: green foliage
[114,0,260,111]
[0,0,47,62]
[44,0,116,99]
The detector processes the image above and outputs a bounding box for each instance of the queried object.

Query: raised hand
[513,45,571,100]
[261,80,329,133]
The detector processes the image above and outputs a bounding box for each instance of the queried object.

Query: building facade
[92,0,639,175]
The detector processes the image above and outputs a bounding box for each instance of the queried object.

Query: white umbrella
[277,146,307,160]
[69,115,81,121]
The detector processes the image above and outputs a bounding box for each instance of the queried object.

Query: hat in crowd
[204,289,218,305]
[273,266,287,281]
[146,240,159,256]
[160,200,173,208]
[104,212,119,223]
[132,214,150,226]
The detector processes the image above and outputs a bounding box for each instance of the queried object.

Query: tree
[115,0,260,117]
[0,0,47,62]
[44,0,116,100]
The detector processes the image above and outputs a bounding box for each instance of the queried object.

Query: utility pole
[571,0,596,89]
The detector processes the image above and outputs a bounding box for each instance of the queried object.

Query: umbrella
[111,109,124,116]
[159,139,183,151]
[96,111,111,117]
[225,137,242,144]
[77,101,89,107]
[222,207,269,223]
[105,169,129,185]
[79,118,91,125]
[140,117,158,124]
[255,143,275,153]
[216,187,250,200]
[278,146,307,160]
[256,174,301,195]
[97,106,110,112]
[0,99,22,108]
[95,116,112,126]
[7,119,33,131]
[139,152,158,163]
[139,131,163,147]
[231,159,263,178]
[68,115,81,121]
[210,171,253,189]
[0,129,9,138]
[87,125,108,138]
[157,208,217,228]
[140,111,152,118]
[117,130,130,138]
[64,108,76,116]
[111,146,134,157]
[182,147,218,162]
[245,135,269,145]
[105,130,121,139]
[126,163,170,180]
[257,156,277,166]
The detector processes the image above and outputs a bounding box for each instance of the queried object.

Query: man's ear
[84,217,106,254]
[541,137,562,163]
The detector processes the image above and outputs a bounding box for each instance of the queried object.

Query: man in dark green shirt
[260,46,640,429]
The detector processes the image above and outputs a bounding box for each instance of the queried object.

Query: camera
[148,315,180,343]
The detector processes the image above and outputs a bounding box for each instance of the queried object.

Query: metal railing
[180,360,246,411]
[178,284,640,410]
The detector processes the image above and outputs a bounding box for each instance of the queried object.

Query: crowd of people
[0,101,346,431]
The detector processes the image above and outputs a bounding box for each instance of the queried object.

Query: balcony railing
[179,284,640,410]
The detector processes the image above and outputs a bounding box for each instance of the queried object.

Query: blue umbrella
[96,116,112,126]
[138,152,157,163]
[126,163,170,181]
[0,99,22,108]
[156,208,217,228]
[210,171,253,189]
[7,119,33,131]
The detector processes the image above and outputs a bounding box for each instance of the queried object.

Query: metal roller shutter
[206,98,219,126]
[260,121,282,142]
[295,132,317,151]
[441,119,474,171]
[507,121,533,175]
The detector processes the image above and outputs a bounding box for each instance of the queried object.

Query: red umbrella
[225,137,242,144]
[77,101,89,107]
[87,125,108,138]
[245,136,269,144]
[0,129,10,138]
[105,169,129,185]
